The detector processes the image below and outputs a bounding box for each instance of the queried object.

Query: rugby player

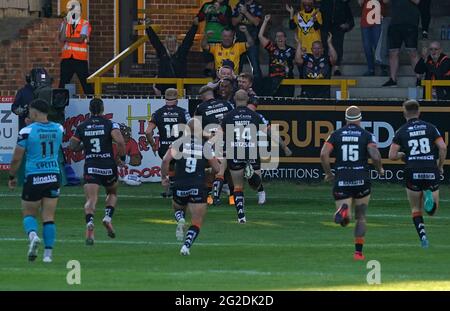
[8,99,64,262]
[161,118,220,255]
[220,90,266,223]
[194,85,234,205]
[145,88,191,197]
[320,106,384,260]
[70,98,126,245]
[389,100,447,248]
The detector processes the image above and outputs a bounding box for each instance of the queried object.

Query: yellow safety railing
[421,80,450,100]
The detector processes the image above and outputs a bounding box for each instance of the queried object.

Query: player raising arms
[219,90,266,223]
[145,88,191,198]
[389,100,447,248]
[161,118,220,255]
[69,98,126,245]
[8,99,64,262]
[320,106,384,260]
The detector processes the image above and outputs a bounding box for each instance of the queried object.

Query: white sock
[44,248,52,258]
[29,231,37,241]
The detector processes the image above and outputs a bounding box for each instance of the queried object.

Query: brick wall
[0,18,61,96]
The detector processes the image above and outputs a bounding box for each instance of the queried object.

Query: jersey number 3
[90,138,101,153]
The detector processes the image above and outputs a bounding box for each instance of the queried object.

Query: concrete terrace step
[331,86,424,99]
[340,64,415,76]
[337,76,417,88]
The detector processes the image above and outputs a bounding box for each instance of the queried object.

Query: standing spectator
[287,0,322,54]
[146,17,199,94]
[296,34,337,98]
[12,74,34,131]
[231,0,263,79]
[415,41,450,100]
[197,0,233,76]
[320,0,354,76]
[382,0,421,87]
[418,0,431,39]
[202,26,254,75]
[258,15,296,97]
[58,0,93,94]
[359,0,388,76]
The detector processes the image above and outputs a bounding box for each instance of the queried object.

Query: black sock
[184,225,200,248]
[169,176,175,193]
[105,206,115,218]
[207,186,212,196]
[355,244,363,253]
[234,191,245,219]
[175,210,185,222]
[257,184,264,192]
[413,215,427,240]
[229,184,234,197]
[85,214,94,224]
[213,178,224,199]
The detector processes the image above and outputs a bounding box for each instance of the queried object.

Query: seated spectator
[296,34,337,98]
[359,0,388,76]
[197,0,233,76]
[287,0,322,54]
[415,41,450,100]
[202,27,254,75]
[232,0,263,79]
[145,17,199,93]
[259,14,296,97]
[320,0,354,76]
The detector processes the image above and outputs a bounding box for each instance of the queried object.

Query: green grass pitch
[0,180,449,290]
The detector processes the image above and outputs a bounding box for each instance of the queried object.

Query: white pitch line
[1,237,450,249]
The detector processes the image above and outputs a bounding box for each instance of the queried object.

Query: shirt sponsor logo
[413,173,436,180]
[176,188,199,196]
[338,180,365,187]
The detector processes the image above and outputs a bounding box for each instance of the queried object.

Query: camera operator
[11,75,34,131]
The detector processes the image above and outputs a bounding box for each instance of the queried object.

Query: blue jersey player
[8,99,64,263]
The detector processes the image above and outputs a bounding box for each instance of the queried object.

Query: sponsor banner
[64,98,189,182]
[0,96,18,171]
[252,99,450,182]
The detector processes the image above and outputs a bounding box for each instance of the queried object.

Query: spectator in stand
[202,26,254,75]
[418,0,431,39]
[207,63,239,97]
[145,17,199,94]
[231,0,263,80]
[218,77,236,104]
[258,15,296,97]
[382,0,421,87]
[197,0,233,76]
[415,41,450,100]
[296,33,337,98]
[237,72,258,104]
[320,0,354,76]
[286,0,322,54]
[359,0,389,76]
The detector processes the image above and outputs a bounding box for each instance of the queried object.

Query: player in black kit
[220,90,267,224]
[70,98,126,245]
[194,85,234,206]
[161,118,220,255]
[145,88,191,197]
[389,100,447,248]
[320,106,384,260]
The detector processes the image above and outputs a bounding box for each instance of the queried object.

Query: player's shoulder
[19,124,34,136]
[48,121,64,133]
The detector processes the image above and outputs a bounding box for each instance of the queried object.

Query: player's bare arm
[320,142,334,182]
[8,145,25,189]
[69,136,83,152]
[435,137,447,174]
[367,144,385,175]
[388,143,405,161]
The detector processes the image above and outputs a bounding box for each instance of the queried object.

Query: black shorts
[388,24,418,50]
[158,144,170,160]
[404,167,440,192]
[173,184,207,205]
[228,159,259,171]
[22,173,61,201]
[84,166,118,187]
[333,181,371,201]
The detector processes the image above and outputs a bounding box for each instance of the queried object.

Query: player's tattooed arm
[161,146,175,186]
[8,146,25,189]
[388,143,405,161]
[435,137,447,174]
[368,144,385,176]
[320,142,334,182]
[112,129,126,158]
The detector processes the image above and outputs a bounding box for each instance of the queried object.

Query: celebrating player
[320,106,384,260]
[389,100,447,248]
[8,99,64,262]
[69,98,126,245]
[145,88,191,197]
[161,118,220,255]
